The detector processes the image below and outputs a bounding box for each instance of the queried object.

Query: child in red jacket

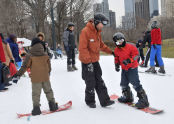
[113,32,149,109]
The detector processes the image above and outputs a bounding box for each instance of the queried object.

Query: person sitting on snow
[113,32,149,109]
[13,38,58,116]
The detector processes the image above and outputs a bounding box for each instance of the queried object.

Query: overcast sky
[98,0,161,27]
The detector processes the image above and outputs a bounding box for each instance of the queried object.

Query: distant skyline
[98,0,161,27]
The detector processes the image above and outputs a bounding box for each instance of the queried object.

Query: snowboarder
[113,32,149,109]
[136,40,145,65]
[145,21,165,74]
[79,13,115,108]
[12,38,58,116]
[62,22,78,72]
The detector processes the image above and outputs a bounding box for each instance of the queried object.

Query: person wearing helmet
[62,22,77,72]
[113,32,149,109]
[145,21,165,74]
[79,13,115,108]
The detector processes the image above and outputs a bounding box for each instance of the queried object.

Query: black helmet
[68,22,75,27]
[94,13,109,26]
[113,32,126,47]
[151,21,158,29]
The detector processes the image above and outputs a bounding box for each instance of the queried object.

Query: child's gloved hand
[87,63,94,72]
[123,58,132,65]
[115,63,120,72]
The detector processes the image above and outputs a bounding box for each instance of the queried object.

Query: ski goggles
[115,39,125,45]
[102,20,108,25]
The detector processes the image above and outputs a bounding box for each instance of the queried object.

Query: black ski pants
[82,62,110,106]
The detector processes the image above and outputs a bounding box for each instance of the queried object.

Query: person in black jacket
[62,22,78,72]
[136,40,145,65]
[141,31,159,67]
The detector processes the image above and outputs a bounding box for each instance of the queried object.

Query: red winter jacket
[114,43,139,70]
[0,37,6,62]
[151,28,162,45]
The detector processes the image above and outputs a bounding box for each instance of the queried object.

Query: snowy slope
[0,56,174,124]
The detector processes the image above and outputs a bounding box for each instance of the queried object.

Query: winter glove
[12,74,20,84]
[21,53,26,57]
[123,58,132,65]
[10,59,14,63]
[115,63,120,72]
[87,63,94,72]
[112,52,115,57]
[153,45,157,49]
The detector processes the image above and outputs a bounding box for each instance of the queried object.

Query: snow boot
[102,100,115,107]
[140,63,147,68]
[87,103,96,108]
[145,66,156,73]
[32,106,41,116]
[139,61,144,66]
[72,64,78,70]
[67,65,74,72]
[0,88,8,92]
[158,66,166,74]
[118,88,134,103]
[135,89,149,109]
[49,101,58,111]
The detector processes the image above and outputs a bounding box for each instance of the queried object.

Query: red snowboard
[110,94,163,114]
[17,101,72,118]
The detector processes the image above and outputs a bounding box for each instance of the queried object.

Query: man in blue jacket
[6,34,22,70]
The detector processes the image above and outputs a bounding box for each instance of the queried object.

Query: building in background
[122,0,136,29]
[135,0,150,21]
[109,10,116,29]
[161,0,174,18]
[149,0,159,18]
[93,3,103,13]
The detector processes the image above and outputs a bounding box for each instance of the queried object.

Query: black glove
[87,63,94,72]
[21,53,26,57]
[123,58,132,65]
[10,59,14,63]
[153,45,157,49]
[112,52,115,57]
[115,63,120,72]
[12,74,20,84]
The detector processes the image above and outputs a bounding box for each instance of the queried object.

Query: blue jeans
[16,62,22,70]
[121,68,142,92]
[150,45,164,67]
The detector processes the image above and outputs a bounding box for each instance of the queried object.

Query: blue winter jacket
[6,38,21,62]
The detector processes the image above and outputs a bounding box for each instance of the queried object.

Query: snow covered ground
[0,56,174,124]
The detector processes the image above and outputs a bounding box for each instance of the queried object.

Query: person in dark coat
[6,34,22,70]
[141,31,159,67]
[136,40,145,65]
[62,22,78,72]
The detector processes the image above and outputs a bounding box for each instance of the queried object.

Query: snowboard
[138,70,171,77]
[110,94,163,114]
[17,101,72,118]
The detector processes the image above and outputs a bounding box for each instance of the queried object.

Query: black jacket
[62,28,76,49]
[143,31,151,48]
